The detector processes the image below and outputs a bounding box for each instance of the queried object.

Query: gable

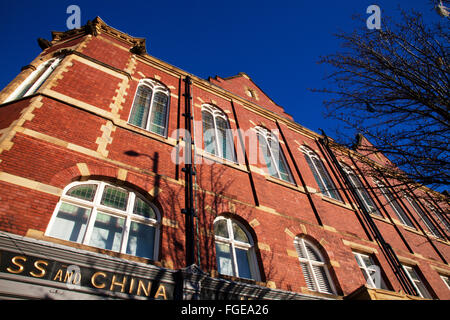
[353,133,394,167]
[208,72,293,120]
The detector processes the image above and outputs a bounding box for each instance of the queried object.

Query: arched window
[374,180,414,227]
[201,104,236,162]
[294,237,336,294]
[255,126,293,183]
[406,195,442,238]
[5,56,62,103]
[426,202,450,233]
[213,216,260,281]
[128,79,170,136]
[301,146,341,200]
[46,180,160,260]
[340,163,380,216]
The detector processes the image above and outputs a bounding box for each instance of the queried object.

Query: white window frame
[127,79,170,137]
[402,265,433,299]
[353,251,387,289]
[201,104,236,162]
[294,237,336,295]
[426,202,450,234]
[405,196,442,238]
[301,146,341,201]
[373,180,415,228]
[340,163,380,216]
[213,216,260,281]
[5,56,63,103]
[255,126,294,183]
[440,274,450,290]
[46,180,160,260]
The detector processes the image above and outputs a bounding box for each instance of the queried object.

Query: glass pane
[48,203,91,243]
[202,111,217,155]
[392,200,414,227]
[235,248,252,279]
[258,134,277,177]
[216,117,235,161]
[214,219,229,238]
[313,158,341,201]
[415,280,432,299]
[430,205,450,231]
[130,85,152,128]
[361,255,373,268]
[215,242,233,276]
[133,196,156,219]
[150,91,168,135]
[269,138,291,182]
[306,155,325,193]
[232,221,249,243]
[406,267,420,281]
[66,184,97,201]
[101,185,129,211]
[353,253,363,267]
[89,212,124,252]
[409,198,442,237]
[350,173,380,216]
[126,221,155,259]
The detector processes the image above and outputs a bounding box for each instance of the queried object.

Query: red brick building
[0,17,448,300]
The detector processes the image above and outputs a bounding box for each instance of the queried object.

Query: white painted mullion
[311,154,328,196]
[145,84,155,132]
[83,182,105,245]
[265,136,282,179]
[212,113,222,158]
[358,254,376,288]
[227,219,239,277]
[403,266,423,298]
[120,192,134,254]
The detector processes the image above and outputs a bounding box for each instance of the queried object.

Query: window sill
[321,195,353,211]
[125,122,177,147]
[215,273,261,285]
[369,213,392,224]
[392,221,422,235]
[265,175,305,193]
[195,149,248,173]
[300,287,343,300]
[433,236,449,245]
[25,229,166,268]
[392,221,449,243]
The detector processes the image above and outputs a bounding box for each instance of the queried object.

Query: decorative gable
[208,72,293,121]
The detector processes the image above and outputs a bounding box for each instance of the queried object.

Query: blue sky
[0,0,441,138]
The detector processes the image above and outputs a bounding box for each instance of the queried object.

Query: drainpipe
[182,75,196,267]
[318,129,417,296]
